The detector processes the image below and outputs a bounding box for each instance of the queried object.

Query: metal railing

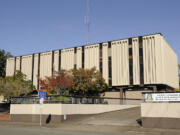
[11,96,142,105]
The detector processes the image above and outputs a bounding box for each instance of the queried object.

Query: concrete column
[153,86,157,92]
[120,88,123,104]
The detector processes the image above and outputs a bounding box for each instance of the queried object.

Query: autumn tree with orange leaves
[38,70,74,95]
[38,68,108,97]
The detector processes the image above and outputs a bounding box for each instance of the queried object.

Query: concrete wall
[6,33,179,89]
[40,52,52,79]
[103,91,151,99]
[132,38,140,85]
[162,37,179,89]
[141,103,180,129]
[21,55,32,80]
[61,48,74,70]
[85,44,99,70]
[112,39,129,86]
[6,57,15,76]
[141,103,180,118]
[33,54,39,88]
[10,104,138,124]
[15,57,20,71]
[102,43,109,84]
[142,34,179,89]
[10,104,138,115]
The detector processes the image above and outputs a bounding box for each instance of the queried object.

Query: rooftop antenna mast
[86,0,90,45]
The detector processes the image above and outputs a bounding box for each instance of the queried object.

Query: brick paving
[0,112,10,121]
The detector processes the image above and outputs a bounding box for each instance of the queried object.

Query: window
[129,48,132,56]
[139,48,143,56]
[128,38,132,45]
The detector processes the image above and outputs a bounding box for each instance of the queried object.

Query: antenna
[86,0,90,45]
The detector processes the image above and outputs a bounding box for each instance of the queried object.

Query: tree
[38,70,74,95]
[38,68,108,97]
[0,71,34,99]
[0,49,13,78]
[71,67,108,97]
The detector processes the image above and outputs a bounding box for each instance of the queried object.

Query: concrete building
[6,33,179,91]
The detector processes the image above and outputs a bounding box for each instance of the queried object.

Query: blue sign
[38,91,46,98]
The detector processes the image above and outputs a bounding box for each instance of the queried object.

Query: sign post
[38,91,46,126]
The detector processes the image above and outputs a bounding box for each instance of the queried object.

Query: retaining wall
[10,104,138,124]
[141,103,180,129]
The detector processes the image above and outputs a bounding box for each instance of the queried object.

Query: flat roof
[10,32,163,58]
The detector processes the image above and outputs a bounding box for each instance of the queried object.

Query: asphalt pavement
[1,107,180,135]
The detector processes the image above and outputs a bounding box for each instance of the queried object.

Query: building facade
[6,33,179,90]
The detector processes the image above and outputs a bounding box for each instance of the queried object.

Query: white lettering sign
[144,93,180,102]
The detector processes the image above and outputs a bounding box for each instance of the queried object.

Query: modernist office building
[6,33,179,91]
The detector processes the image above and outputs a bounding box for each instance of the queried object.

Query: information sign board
[144,93,180,102]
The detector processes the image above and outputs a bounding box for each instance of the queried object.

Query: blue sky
[0,0,180,63]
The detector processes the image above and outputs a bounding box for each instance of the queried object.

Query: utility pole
[86,0,90,45]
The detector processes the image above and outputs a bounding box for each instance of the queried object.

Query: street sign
[38,91,46,98]
[38,91,46,127]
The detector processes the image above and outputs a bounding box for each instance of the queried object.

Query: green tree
[0,71,34,99]
[71,67,108,97]
[0,49,13,78]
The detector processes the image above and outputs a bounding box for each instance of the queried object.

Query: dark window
[37,53,41,89]
[129,64,133,85]
[139,56,143,64]
[100,50,102,58]
[129,48,132,56]
[74,64,77,69]
[20,56,22,71]
[140,64,144,84]
[99,44,103,74]
[139,36,142,44]
[74,47,77,53]
[99,43,102,49]
[129,58,133,64]
[100,61,103,74]
[59,50,61,71]
[14,57,16,76]
[108,56,112,78]
[100,68,103,74]
[129,42,133,84]
[52,51,54,76]
[108,68,112,78]
[108,42,111,48]
[139,36,144,84]
[31,54,34,89]
[108,79,112,87]
[139,48,143,56]
[128,38,132,45]
[82,46,84,68]
[140,64,143,76]
[129,65,133,76]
